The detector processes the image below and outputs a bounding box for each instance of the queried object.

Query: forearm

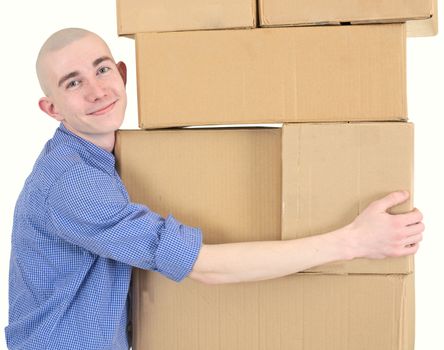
[189,191,424,285]
[189,226,353,284]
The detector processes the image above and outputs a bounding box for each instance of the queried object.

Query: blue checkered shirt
[5,124,202,350]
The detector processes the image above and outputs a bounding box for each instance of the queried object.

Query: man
[6,28,424,350]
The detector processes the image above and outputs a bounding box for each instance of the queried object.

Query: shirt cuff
[155,214,202,282]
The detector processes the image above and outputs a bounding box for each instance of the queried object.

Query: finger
[396,208,423,226]
[401,232,423,247]
[403,221,425,237]
[373,191,410,212]
[402,242,420,256]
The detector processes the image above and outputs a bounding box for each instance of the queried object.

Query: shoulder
[47,154,127,211]
[31,141,91,192]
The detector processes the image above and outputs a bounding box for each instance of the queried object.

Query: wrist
[332,224,360,261]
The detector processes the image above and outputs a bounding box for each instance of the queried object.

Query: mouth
[88,100,117,116]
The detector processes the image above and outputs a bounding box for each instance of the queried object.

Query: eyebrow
[93,56,113,67]
[57,56,114,87]
[58,71,79,88]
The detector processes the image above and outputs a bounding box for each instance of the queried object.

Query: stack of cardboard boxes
[114,1,437,349]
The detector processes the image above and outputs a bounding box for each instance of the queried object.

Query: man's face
[40,34,127,143]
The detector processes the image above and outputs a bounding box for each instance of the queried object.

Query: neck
[89,133,115,153]
[62,123,115,152]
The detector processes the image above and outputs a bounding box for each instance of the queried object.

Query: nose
[85,79,107,102]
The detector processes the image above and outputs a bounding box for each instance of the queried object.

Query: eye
[97,66,111,75]
[66,80,80,89]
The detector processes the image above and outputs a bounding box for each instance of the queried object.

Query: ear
[38,97,64,122]
[116,61,127,86]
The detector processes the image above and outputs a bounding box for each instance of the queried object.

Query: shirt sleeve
[46,161,202,282]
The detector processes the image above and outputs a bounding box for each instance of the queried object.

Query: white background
[0,1,442,349]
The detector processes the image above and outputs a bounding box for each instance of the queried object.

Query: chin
[101,114,125,129]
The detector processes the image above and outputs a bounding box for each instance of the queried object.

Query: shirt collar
[52,123,116,175]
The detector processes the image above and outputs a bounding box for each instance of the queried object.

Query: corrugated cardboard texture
[259,0,433,37]
[116,128,282,244]
[282,123,414,273]
[407,0,438,37]
[135,24,406,129]
[116,123,413,274]
[132,272,414,350]
[116,0,256,35]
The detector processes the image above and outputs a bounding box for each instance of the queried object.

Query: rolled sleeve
[155,215,202,281]
[47,162,202,281]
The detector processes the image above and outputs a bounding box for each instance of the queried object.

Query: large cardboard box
[132,272,414,350]
[115,122,414,274]
[116,0,256,35]
[135,24,406,129]
[258,0,436,37]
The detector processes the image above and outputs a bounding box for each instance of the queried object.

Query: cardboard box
[132,272,414,350]
[407,0,438,37]
[258,0,436,37]
[135,24,407,129]
[281,123,414,273]
[116,0,256,35]
[115,122,414,274]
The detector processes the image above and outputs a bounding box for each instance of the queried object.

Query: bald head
[36,28,109,96]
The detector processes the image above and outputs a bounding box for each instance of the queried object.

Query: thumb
[373,191,410,212]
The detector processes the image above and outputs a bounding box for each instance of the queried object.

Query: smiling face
[38,32,127,150]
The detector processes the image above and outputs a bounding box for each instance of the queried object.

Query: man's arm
[189,191,424,284]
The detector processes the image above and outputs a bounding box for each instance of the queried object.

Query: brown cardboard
[135,24,406,129]
[282,122,414,273]
[132,272,414,350]
[259,0,434,37]
[407,0,438,37]
[116,128,282,245]
[116,0,256,35]
[115,122,413,274]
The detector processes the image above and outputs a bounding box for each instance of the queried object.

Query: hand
[347,191,424,259]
